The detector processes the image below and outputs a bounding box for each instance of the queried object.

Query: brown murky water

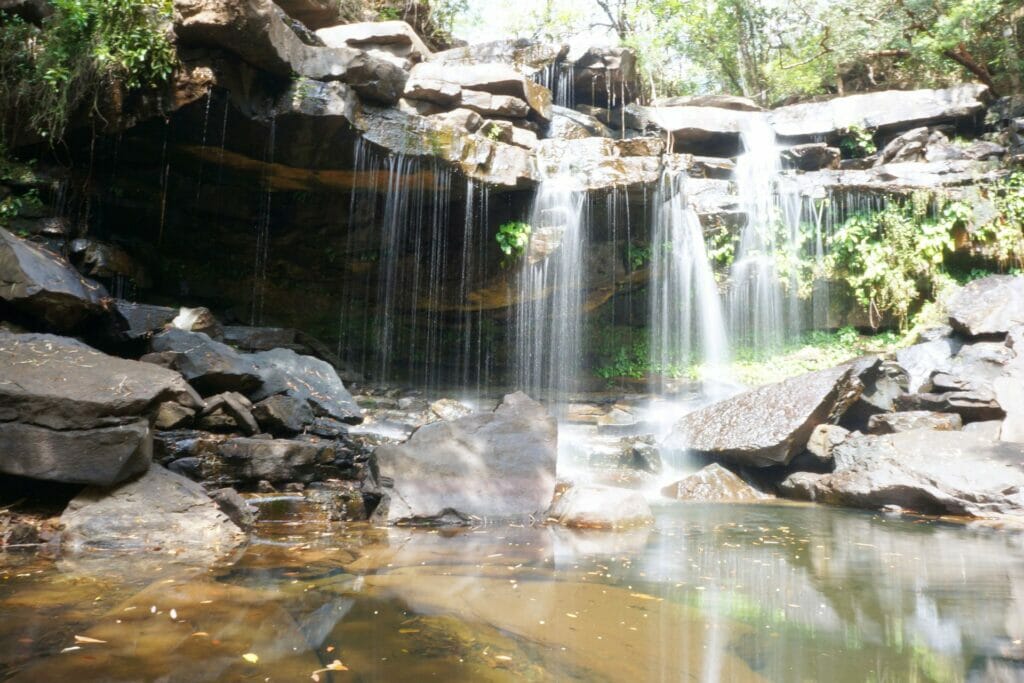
[1,499,1022,682]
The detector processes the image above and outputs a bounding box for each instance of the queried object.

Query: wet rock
[221,325,297,351]
[895,389,1005,422]
[217,437,326,484]
[429,398,474,421]
[570,46,638,107]
[148,328,262,396]
[547,105,612,139]
[375,392,557,523]
[479,119,514,143]
[841,359,907,428]
[547,484,653,529]
[406,61,551,122]
[209,487,258,529]
[199,392,259,435]
[274,0,338,30]
[112,301,176,339]
[171,306,224,340]
[665,365,861,467]
[0,331,200,429]
[0,227,107,331]
[780,143,841,171]
[252,394,314,434]
[805,424,850,462]
[69,238,149,285]
[867,411,962,434]
[315,20,432,69]
[661,464,768,502]
[769,84,990,140]
[154,401,196,430]
[250,347,362,424]
[636,105,753,154]
[779,430,1024,519]
[896,337,963,393]
[876,126,932,164]
[947,275,1024,337]
[461,89,530,118]
[0,420,151,486]
[511,126,539,149]
[428,39,566,75]
[652,94,763,111]
[61,465,246,561]
[403,77,461,106]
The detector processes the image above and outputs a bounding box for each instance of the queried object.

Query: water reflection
[2,501,1023,681]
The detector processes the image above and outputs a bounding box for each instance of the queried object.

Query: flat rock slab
[661,464,768,502]
[0,419,151,486]
[0,332,200,430]
[947,275,1024,337]
[375,392,556,523]
[780,430,1024,519]
[0,227,107,330]
[664,365,861,467]
[547,484,654,529]
[61,465,246,562]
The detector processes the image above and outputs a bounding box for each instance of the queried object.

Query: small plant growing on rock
[838,124,877,158]
[495,220,531,268]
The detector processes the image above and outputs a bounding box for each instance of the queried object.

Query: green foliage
[495,220,531,267]
[706,222,737,271]
[377,5,401,20]
[973,171,1024,267]
[0,0,175,143]
[827,195,957,327]
[626,242,652,270]
[838,125,877,158]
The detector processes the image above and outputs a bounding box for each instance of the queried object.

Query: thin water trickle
[249,117,275,326]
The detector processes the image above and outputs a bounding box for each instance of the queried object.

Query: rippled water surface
[2,501,1022,682]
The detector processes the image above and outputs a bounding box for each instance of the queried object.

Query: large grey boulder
[780,430,1024,519]
[547,484,653,529]
[896,337,962,393]
[148,328,262,396]
[769,84,990,140]
[0,227,107,330]
[661,464,768,502]
[570,46,638,106]
[216,437,326,484]
[250,347,361,424]
[112,300,176,339]
[0,332,200,429]
[375,392,557,523]
[61,466,246,561]
[633,105,754,153]
[1,420,151,486]
[947,275,1024,337]
[315,20,431,69]
[664,366,862,467]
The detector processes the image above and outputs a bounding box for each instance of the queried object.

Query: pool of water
[1,500,1022,682]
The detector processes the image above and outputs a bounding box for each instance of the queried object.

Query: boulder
[634,105,753,154]
[154,401,196,429]
[947,275,1024,337]
[780,143,841,171]
[112,300,176,339]
[69,238,149,285]
[209,487,258,529]
[769,84,990,140]
[570,47,638,107]
[406,61,552,121]
[461,89,530,118]
[148,328,262,396]
[428,39,566,76]
[222,325,297,351]
[273,0,338,29]
[805,423,851,462]
[199,392,259,435]
[315,20,431,68]
[876,126,932,164]
[428,397,474,421]
[216,437,326,484]
[896,337,963,393]
[0,227,107,330]
[0,332,200,429]
[375,392,557,523]
[661,464,767,502]
[779,430,1024,519]
[403,77,461,106]
[652,94,763,112]
[61,466,246,561]
[546,105,612,139]
[252,394,314,434]
[171,306,224,340]
[895,390,1005,422]
[547,484,653,528]
[250,347,361,424]
[0,419,151,486]
[867,411,963,434]
[664,365,862,467]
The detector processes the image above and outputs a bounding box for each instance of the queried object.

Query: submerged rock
[375,392,557,523]
[661,464,768,502]
[60,465,246,561]
[947,275,1024,337]
[0,227,107,331]
[780,430,1024,519]
[547,484,653,529]
[665,365,862,467]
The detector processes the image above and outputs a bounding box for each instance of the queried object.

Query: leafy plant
[973,172,1024,268]
[838,124,877,158]
[626,242,652,270]
[495,220,531,268]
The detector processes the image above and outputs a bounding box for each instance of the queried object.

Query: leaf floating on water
[191,632,209,638]
[494,655,512,662]
[74,636,107,644]
[629,592,662,602]
[169,609,178,620]
[242,653,259,664]
[398,629,419,634]
[326,660,348,671]
[565,613,578,618]
[60,646,81,653]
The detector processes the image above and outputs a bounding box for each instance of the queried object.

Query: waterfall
[648,168,729,391]
[515,159,588,400]
[728,114,787,349]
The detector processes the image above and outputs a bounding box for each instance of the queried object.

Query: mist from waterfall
[648,168,729,391]
[515,159,588,401]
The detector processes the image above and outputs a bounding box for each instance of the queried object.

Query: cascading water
[515,156,588,401]
[728,114,788,349]
[648,168,730,391]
